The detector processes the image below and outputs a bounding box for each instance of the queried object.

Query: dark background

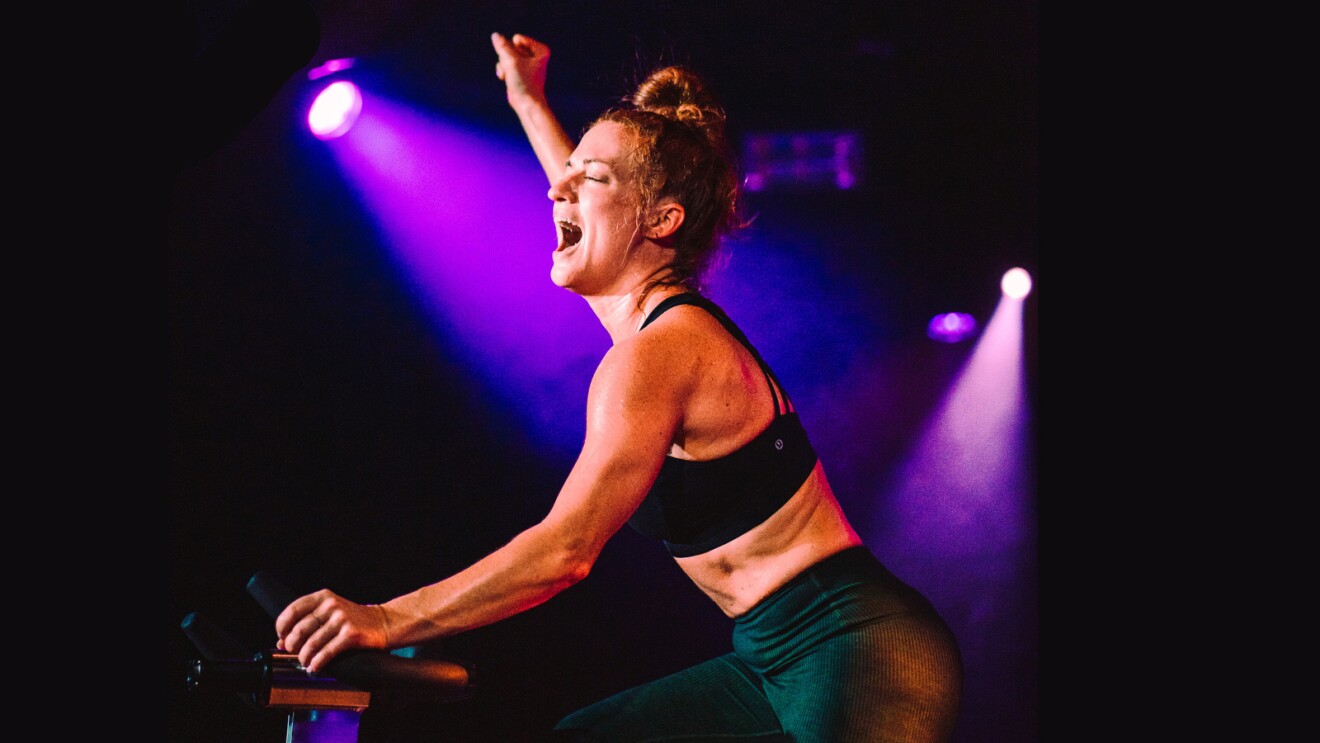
[165,1,1037,741]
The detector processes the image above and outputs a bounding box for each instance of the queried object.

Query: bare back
[638,303,861,617]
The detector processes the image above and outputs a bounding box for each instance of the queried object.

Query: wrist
[371,604,392,649]
[509,91,551,117]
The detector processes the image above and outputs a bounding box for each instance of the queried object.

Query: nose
[547,170,574,202]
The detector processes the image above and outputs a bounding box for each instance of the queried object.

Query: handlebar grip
[325,650,475,693]
[245,571,476,698]
[246,570,297,619]
[181,611,253,660]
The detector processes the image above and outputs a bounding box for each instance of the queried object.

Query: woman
[275,32,962,742]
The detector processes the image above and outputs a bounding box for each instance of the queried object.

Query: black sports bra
[625,293,818,557]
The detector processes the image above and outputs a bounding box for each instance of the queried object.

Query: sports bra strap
[640,293,790,415]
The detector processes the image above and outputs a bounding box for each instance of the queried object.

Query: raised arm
[491,32,575,185]
[275,335,691,673]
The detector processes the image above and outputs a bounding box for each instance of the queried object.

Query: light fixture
[1001,267,1032,299]
[927,312,977,343]
[305,58,361,140]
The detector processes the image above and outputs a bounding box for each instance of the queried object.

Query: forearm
[378,522,592,647]
[509,93,574,185]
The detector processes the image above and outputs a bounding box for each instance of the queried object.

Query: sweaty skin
[273,34,860,674]
[627,302,863,617]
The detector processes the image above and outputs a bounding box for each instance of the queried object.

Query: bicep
[541,346,685,554]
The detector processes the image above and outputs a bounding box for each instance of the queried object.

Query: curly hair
[591,65,745,298]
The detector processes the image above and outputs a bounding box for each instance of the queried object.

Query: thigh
[552,654,791,743]
[763,612,963,743]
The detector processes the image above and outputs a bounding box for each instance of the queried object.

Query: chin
[549,265,576,292]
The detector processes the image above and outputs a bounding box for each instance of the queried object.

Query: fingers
[272,591,384,673]
[298,615,348,673]
[492,32,546,59]
[274,591,341,667]
[492,32,517,81]
[274,592,321,640]
[284,606,342,672]
[511,34,542,55]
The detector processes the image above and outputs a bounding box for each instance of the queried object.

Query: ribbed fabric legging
[550,547,963,742]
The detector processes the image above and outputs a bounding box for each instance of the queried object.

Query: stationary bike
[180,571,475,743]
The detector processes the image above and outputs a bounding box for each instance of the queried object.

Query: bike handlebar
[246,570,476,696]
[180,571,475,707]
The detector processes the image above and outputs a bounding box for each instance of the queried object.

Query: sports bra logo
[775,439,784,450]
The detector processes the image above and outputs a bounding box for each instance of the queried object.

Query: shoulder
[639,301,731,353]
[626,303,730,369]
[591,305,717,402]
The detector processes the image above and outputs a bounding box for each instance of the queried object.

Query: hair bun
[629,66,726,137]
[595,63,742,294]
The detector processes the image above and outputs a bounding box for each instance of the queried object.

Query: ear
[644,200,685,241]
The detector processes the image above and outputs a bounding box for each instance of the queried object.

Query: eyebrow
[564,157,617,168]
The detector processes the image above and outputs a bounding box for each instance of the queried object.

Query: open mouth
[557,220,583,249]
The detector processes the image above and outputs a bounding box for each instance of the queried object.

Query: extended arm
[275,337,690,672]
[491,32,575,185]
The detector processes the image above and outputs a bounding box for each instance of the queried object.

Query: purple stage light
[307,81,362,140]
[310,94,890,466]
[311,93,605,459]
[879,291,1032,597]
[1001,267,1032,299]
[927,312,977,343]
[308,57,357,81]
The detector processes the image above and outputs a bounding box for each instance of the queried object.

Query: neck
[585,280,687,344]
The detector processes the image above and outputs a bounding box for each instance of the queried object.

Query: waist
[734,546,925,627]
[677,463,866,616]
[730,546,943,675]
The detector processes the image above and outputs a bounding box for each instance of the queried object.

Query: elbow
[526,522,599,590]
[545,535,596,590]
[556,548,594,588]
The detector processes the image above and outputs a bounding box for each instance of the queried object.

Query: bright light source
[308,81,362,140]
[927,312,977,343]
[1001,267,1032,299]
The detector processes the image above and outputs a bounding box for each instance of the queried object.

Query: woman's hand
[492,32,551,107]
[275,589,390,673]
[490,32,574,184]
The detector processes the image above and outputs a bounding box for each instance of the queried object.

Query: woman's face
[547,120,648,296]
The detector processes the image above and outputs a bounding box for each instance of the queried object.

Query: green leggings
[552,547,963,742]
